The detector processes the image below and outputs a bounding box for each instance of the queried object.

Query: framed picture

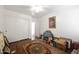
[49,16,56,28]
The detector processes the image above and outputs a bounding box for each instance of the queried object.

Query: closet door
[15,18,29,40]
[4,15,31,42]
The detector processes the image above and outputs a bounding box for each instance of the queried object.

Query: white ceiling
[4,5,79,18]
[4,5,57,18]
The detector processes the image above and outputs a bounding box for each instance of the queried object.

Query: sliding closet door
[4,15,31,42]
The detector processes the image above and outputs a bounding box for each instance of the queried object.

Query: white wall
[39,6,79,41]
[35,19,40,37]
[30,17,40,40]
[1,5,79,42]
[0,6,40,42]
[3,9,32,42]
[32,17,40,37]
[0,6,4,32]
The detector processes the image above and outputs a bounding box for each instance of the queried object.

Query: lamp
[30,5,44,13]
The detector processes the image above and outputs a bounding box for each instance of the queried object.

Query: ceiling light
[31,5,44,13]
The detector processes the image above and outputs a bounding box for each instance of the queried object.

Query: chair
[43,30,54,41]
[43,30,56,47]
